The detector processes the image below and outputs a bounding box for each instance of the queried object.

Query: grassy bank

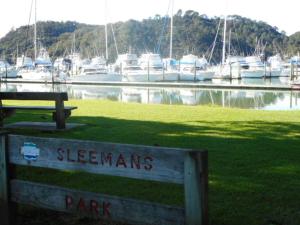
[4,99,300,225]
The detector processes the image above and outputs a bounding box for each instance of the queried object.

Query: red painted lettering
[101,152,112,166]
[131,154,141,169]
[89,150,98,165]
[67,149,75,162]
[103,202,111,217]
[77,198,87,212]
[65,195,73,209]
[116,154,127,168]
[78,149,87,164]
[57,148,64,161]
[90,200,99,214]
[144,156,153,171]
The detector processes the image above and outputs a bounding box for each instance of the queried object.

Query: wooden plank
[0,132,10,225]
[184,151,208,225]
[9,135,186,184]
[0,106,77,110]
[11,179,185,225]
[55,98,66,129]
[0,92,68,101]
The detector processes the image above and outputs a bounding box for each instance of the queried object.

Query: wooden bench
[0,92,77,129]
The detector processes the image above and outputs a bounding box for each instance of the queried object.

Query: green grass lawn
[4,99,300,225]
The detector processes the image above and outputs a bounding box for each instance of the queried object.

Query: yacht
[81,56,107,75]
[267,54,283,77]
[69,56,121,82]
[54,57,72,73]
[16,55,34,70]
[162,58,180,81]
[138,53,164,81]
[18,47,55,81]
[114,53,148,82]
[241,56,265,78]
[281,56,300,77]
[179,54,214,81]
[214,56,247,79]
[0,60,18,78]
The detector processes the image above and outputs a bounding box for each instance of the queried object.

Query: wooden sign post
[1,134,208,225]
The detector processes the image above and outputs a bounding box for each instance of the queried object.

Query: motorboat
[0,60,18,78]
[138,53,164,81]
[69,56,121,82]
[162,58,179,81]
[179,54,214,81]
[267,54,283,77]
[241,56,265,78]
[213,56,246,79]
[114,53,148,82]
[81,56,107,75]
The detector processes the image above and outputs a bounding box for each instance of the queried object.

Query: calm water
[1,78,299,110]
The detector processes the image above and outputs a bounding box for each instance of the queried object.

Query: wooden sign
[11,179,185,225]
[9,135,186,184]
[1,134,208,225]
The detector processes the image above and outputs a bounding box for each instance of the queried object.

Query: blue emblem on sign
[21,142,40,161]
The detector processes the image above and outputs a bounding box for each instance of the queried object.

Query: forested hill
[0,10,298,64]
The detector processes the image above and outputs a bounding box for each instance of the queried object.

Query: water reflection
[0,80,299,110]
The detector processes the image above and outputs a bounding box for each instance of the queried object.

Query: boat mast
[228,29,231,58]
[104,0,108,61]
[222,15,227,65]
[72,33,76,54]
[34,0,37,61]
[169,0,174,59]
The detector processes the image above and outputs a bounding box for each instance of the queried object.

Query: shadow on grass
[4,113,300,225]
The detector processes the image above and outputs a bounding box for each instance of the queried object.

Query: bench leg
[55,100,65,129]
[0,109,16,128]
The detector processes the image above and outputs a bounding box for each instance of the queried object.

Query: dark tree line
[0,10,298,64]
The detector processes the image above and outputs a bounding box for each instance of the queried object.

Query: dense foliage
[0,10,298,64]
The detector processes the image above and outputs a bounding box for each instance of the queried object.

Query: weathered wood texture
[4,134,208,225]
[11,179,185,225]
[9,135,188,184]
[0,133,10,225]
[55,98,65,129]
[0,92,68,101]
[184,151,208,225]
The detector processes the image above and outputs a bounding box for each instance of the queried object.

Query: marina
[1,79,300,110]
[0,0,300,225]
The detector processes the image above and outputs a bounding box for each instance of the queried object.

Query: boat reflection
[0,82,299,110]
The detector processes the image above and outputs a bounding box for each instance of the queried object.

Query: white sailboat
[214,16,242,79]
[70,0,121,82]
[163,0,180,81]
[17,0,58,81]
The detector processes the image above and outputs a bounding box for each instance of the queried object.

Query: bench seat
[0,106,77,111]
[0,105,77,124]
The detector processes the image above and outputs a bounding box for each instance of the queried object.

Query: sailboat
[214,15,244,79]
[70,0,121,82]
[17,0,57,81]
[162,0,180,81]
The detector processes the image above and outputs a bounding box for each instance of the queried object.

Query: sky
[0,0,299,38]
